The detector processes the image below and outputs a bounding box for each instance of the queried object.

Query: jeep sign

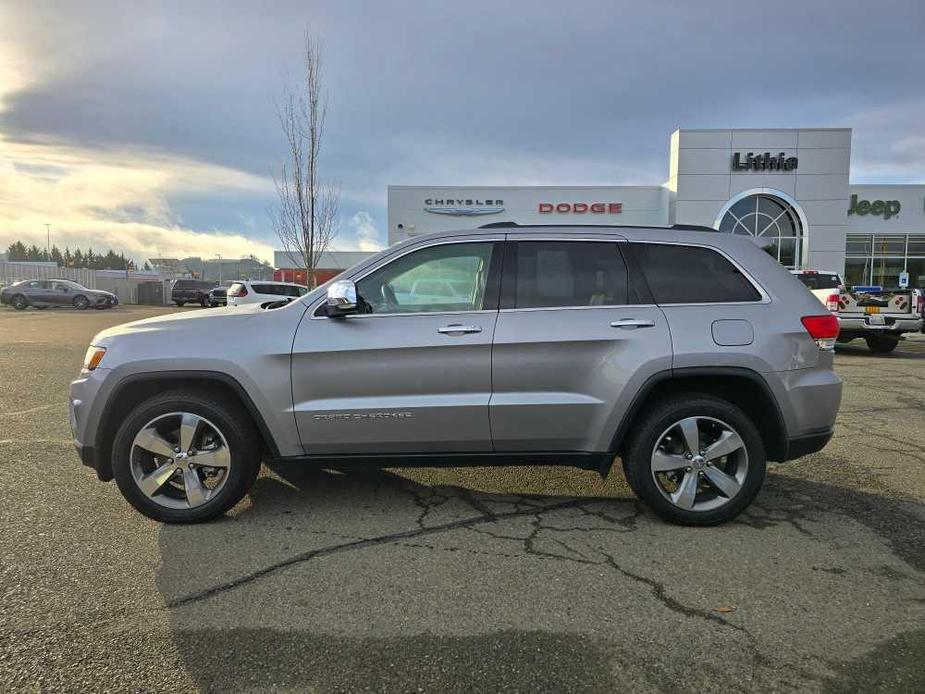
[848,194,901,220]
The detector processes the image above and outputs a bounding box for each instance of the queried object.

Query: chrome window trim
[309,237,503,320]
[309,234,769,317]
[500,303,659,314]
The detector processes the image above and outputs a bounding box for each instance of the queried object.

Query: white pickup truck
[791,270,923,353]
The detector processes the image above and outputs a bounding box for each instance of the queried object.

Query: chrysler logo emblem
[424,198,505,216]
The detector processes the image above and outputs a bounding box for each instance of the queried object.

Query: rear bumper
[839,316,923,335]
[782,427,834,461]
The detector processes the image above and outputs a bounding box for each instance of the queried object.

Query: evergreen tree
[50,245,63,266]
[63,247,72,267]
[143,261,152,271]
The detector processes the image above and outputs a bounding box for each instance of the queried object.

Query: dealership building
[387,128,925,288]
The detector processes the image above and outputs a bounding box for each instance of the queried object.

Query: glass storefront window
[844,233,925,289]
[846,234,872,256]
[872,235,906,256]
[844,258,870,287]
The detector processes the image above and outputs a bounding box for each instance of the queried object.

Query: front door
[490,237,673,452]
[291,237,502,455]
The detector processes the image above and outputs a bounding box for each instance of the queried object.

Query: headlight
[83,346,107,371]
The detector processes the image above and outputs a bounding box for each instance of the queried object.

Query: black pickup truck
[170,279,217,307]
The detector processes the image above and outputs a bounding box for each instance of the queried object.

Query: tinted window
[357,243,494,314]
[512,242,628,309]
[228,282,246,297]
[794,273,841,290]
[629,243,761,304]
[174,280,193,289]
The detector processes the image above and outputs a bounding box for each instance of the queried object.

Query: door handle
[437,324,482,334]
[610,318,656,329]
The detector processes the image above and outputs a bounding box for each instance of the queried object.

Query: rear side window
[228,282,246,296]
[510,241,628,309]
[628,243,761,304]
[174,280,192,289]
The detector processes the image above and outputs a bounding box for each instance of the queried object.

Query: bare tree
[271,34,339,287]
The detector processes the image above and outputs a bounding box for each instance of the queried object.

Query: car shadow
[154,463,925,692]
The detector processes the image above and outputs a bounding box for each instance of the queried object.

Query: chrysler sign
[424,198,504,216]
[539,202,623,214]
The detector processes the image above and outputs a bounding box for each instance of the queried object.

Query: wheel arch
[609,367,788,464]
[93,371,280,481]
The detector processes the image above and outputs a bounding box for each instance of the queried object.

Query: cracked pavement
[2,306,925,692]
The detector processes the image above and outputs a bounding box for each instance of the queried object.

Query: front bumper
[69,367,112,479]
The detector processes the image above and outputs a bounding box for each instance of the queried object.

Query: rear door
[291,235,503,454]
[490,236,672,452]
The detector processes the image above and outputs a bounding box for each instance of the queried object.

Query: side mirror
[324,280,358,317]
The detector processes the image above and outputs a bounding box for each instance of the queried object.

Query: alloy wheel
[650,416,748,512]
[130,412,232,510]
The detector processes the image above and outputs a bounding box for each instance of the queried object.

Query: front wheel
[175,301,185,307]
[111,390,261,523]
[73,295,90,310]
[865,336,898,353]
[622,394,766,526]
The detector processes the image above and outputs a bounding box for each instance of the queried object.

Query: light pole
[214,254,222,284]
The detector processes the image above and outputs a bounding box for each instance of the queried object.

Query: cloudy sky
[1,0,923,263]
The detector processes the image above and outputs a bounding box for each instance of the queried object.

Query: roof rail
[478,222,718,232]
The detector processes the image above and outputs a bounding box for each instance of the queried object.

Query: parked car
[226,280,307,307]
[171,279,217,307]
[207,286,227,307]
[70,225,842,526]
[1,278,118,310]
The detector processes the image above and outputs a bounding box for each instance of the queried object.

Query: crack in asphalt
[165,497,585,609]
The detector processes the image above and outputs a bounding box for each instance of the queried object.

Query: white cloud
[340,211,384,252]
[841,100,925,183]
[0,135,276,262]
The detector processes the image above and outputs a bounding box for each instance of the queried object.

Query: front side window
[629,243,761,304]
[357,242,494,314]
[511,241,629,309]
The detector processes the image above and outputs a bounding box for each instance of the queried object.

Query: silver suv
[69,225,842,525]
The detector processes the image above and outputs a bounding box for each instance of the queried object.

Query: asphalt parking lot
[2,305,925,692]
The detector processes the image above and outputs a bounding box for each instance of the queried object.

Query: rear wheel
[111,390,261,523]
[73,295,90,310]
[622,394,766,526]
[175,301,185,307]
[11,294,27,310]
[865,336,898,353]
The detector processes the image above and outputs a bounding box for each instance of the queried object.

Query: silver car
[69,225,842,525]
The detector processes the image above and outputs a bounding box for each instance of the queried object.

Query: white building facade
[388,128,925,288]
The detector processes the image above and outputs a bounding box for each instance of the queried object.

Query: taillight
[801,314,839,351]
[825,293,839,313]
[917,293,924,314]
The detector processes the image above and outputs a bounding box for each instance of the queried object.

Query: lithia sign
[732,152,798,172]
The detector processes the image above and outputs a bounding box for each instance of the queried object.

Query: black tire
[175,301,185,307]
[200,296,209,307]
[11,294,28,310]
[73,295,90,310]
[622,393,766,526]
[36,305,48,310]
[111,389,261,523]
[865,336,898,353]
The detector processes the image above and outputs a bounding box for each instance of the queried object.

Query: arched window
[717,193,803,268]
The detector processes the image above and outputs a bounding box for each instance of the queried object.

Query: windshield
[796,273,841,290]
